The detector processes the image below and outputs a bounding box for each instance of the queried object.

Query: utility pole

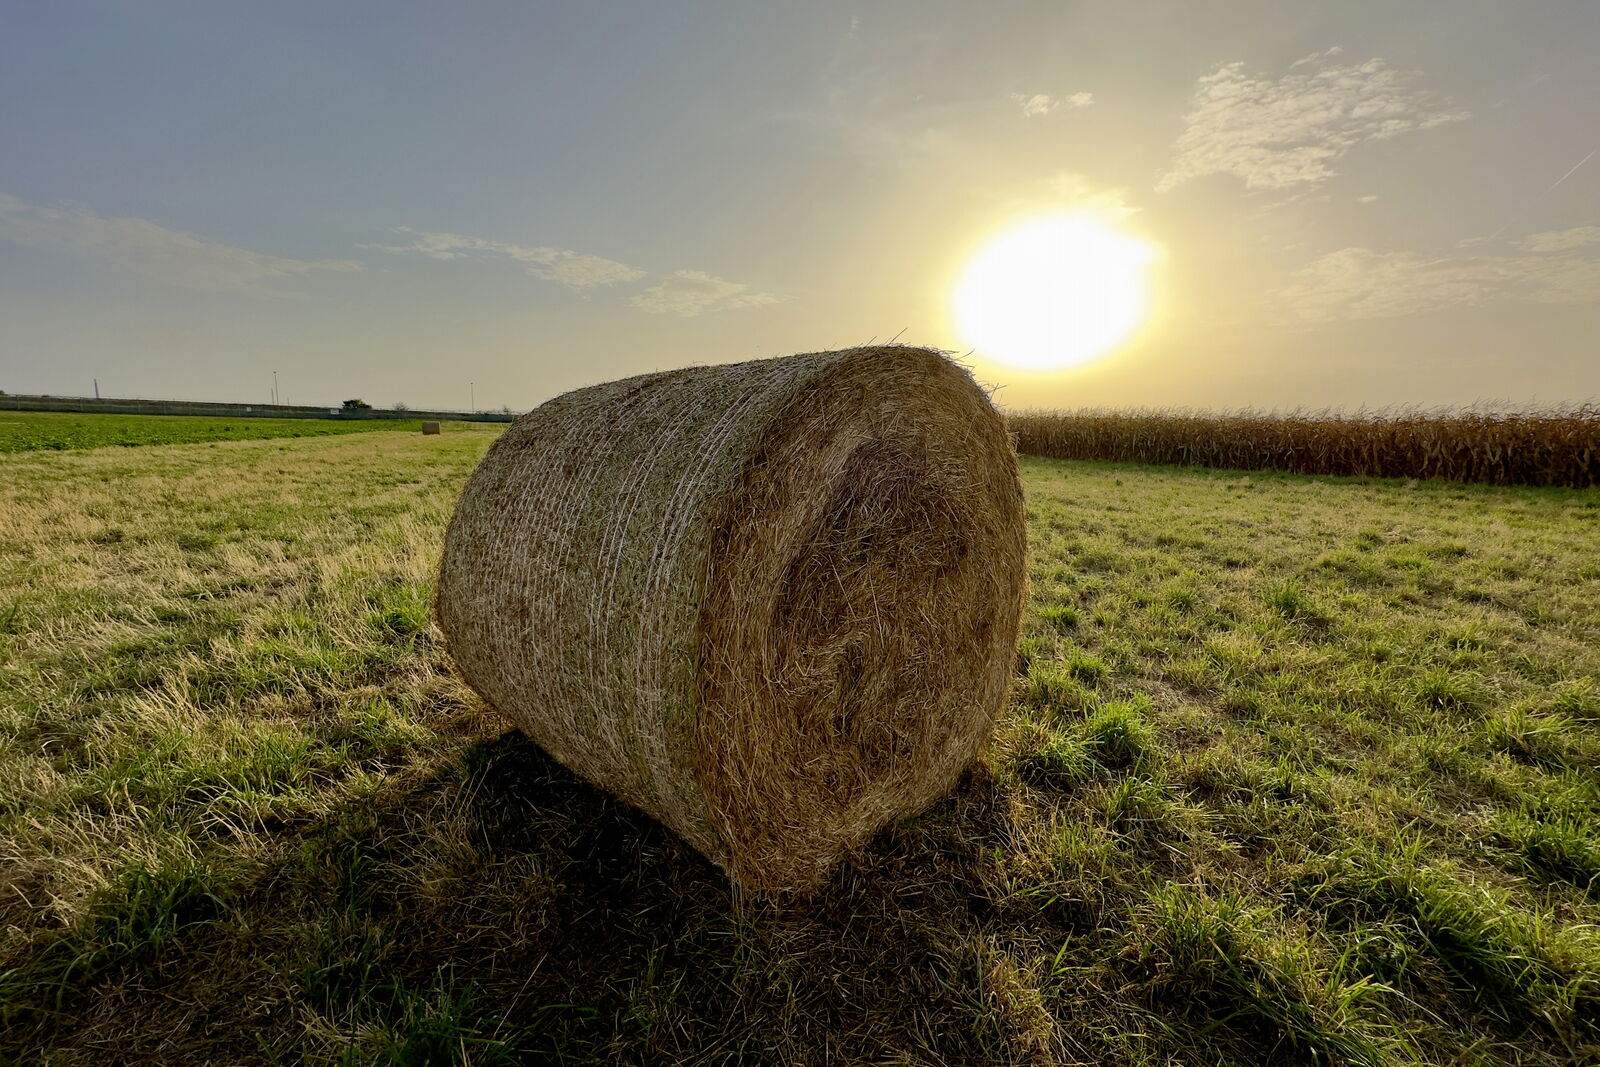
[273,370,279,406]
[93,378,99,399]
[470,381,475,412]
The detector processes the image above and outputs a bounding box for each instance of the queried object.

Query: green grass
[1,439,1597,1064]
[0,409,459,452]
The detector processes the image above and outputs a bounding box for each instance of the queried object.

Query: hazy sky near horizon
[2,1,1597,412]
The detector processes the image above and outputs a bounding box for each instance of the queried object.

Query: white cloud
[1010,91,1094,118]
[630,270,782,317]
[1518,226,1600,253]
[363,227,645,288]
[532,253,649,288]
[1280,243,1600,322]
[1356,195,1380,204]
[1158,50,1466,192]
[1046,172,1139,220]
[369,228,779,314]
[0,192,360,297]
[1014,93,1053,118]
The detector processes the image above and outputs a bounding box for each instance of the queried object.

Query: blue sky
[2,1,1596,410]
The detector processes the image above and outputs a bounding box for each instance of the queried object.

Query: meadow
[1,427,1597,1065]
[0,410,447,453]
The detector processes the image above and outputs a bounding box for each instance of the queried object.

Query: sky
[2,0,1597,412]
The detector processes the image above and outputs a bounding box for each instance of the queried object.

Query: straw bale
[436,346,1026,892]
[421,421,442,435]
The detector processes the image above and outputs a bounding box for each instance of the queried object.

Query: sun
[953,213,1158,371]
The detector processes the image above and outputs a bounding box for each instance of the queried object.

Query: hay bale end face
[421,421,442,435]
[437,346,1026,892]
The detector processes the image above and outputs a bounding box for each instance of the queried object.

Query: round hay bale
[421,421,442,435]
[437,346,1026,892]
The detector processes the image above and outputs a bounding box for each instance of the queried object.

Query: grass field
[0,410,455,453]
[1,430,1597,1065]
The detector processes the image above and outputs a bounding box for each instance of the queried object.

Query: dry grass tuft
[437,346,1028,893]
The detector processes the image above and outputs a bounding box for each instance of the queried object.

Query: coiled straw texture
[437,346,1026,892]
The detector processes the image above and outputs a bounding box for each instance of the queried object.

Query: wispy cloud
[1045,172,1138,220]
[363,227,645,288]
[630,270,782,317]
[368,227,780,315]
[1158,48,1466,193]
[1010,91,1093,118]
[0,192,360,297]
[1279,241,1600,322]
[1517,225,1600,253]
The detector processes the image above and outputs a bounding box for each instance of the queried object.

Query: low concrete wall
[0,394,516,423]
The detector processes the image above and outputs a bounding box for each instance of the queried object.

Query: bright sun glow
[954,213,1158,371]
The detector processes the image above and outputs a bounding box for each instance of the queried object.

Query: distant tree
[342,398,372,411]
[392,401,409,412]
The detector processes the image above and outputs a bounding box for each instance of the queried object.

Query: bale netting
[436,345,1027,893]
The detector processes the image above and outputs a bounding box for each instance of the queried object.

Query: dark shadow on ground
[6,729,1493,1066]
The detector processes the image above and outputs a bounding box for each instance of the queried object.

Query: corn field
[1007,406,1600,488]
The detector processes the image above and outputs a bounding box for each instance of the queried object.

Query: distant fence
[0,394,517,423]
[1007,408,1600,489]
